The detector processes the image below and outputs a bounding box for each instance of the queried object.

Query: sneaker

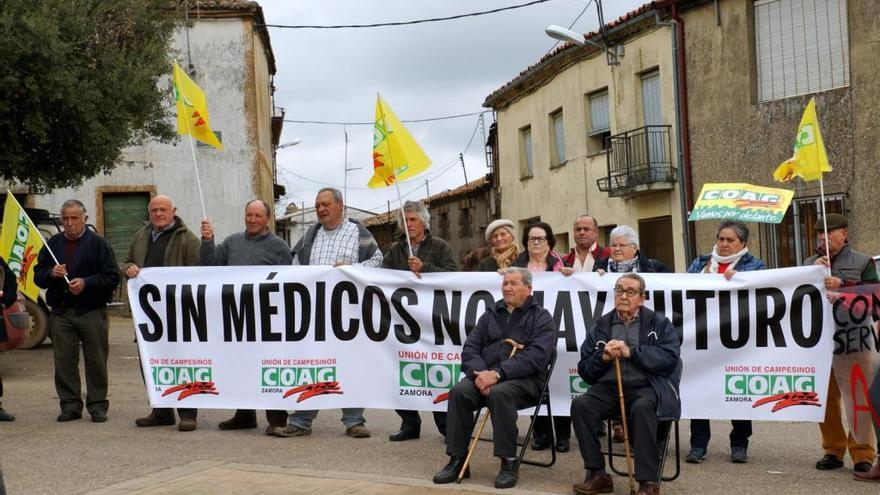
[686,447,707,464]
[346,423,370,438]
[278,425,311,437]
[854,459,880,482]
[731,447,748,463]
[815,454,844,470]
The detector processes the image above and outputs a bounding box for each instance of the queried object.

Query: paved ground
[0,317,877,494]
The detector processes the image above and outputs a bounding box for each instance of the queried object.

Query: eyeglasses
[528,236,548,243]
[610,243,635,250]
[613,287,642,297]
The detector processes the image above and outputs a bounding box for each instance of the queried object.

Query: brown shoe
[135,412,175,427]
[218,412,257,430]
[855,459,880,482]
[573,472,613,495]
[637,481,660,495]
[178,418,197,432]
[346,423,371,438]
[612,421,625,443]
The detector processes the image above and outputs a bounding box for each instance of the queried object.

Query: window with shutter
[520,126,533,178]
[754,0,849,103]
[587,90,611,153]
[550,110,566,166]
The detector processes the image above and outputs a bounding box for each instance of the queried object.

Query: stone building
[484,3,687,270]
[5,1,282,263]
[679,0,879,266]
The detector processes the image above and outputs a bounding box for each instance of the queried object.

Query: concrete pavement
[0,317,877,494]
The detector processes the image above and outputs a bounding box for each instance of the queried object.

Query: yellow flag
[369,95,431,188]
[772,98,830,182]
[0,195,45,301]
[173,61,223,150]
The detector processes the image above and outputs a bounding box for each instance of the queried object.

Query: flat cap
[814,213,847,231]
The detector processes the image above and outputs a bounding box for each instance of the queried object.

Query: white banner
[129,265,836,421]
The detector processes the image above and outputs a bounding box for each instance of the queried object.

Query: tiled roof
[362,175,492,227]
[483,1,663,109]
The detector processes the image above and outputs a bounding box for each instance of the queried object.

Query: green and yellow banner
[369,94,431,188]
[688,183,794,224]
[1,195,45,301]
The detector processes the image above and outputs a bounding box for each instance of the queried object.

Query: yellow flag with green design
[369,95,431,188]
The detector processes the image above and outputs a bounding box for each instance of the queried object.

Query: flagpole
[817,175,832,277]
[175,61,208,220]
[377,94,413,257]
[7,195,69,284]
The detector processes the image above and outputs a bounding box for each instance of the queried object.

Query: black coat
[34,229,120,313]
[0,257,18,342]
[578,306,682,421]
[593,250,669,273]
[462,296,556,382]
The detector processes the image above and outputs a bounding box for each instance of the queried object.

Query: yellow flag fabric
[772,98,830,182]
[369,95,431,188]
[0,195,46,301]
[173,61,223,150]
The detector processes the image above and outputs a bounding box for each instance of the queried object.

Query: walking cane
[614,356,637,495]
[457,338,524,483]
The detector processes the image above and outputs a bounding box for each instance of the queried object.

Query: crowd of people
[1,187,879,494]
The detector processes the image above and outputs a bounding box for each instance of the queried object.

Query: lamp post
[545,24,622,65]
[277,138,302,149]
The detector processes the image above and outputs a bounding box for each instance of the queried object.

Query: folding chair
[606,418,681,483]
[475,352,558,469]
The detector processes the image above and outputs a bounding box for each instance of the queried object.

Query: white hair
[399,200,430,229]
[610,225,639,247]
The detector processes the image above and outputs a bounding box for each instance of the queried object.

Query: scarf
[492,244,518,269]
[609,255,639,273]
[704,246,748,274]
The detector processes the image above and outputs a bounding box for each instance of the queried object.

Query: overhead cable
[283,110,490,126]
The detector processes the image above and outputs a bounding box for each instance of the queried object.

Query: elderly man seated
[432,267,556,489]
[571,273,681,495]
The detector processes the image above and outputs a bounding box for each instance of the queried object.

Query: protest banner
[688,183,794,224]
[129,265,838,421]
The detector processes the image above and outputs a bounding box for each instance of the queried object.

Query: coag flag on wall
[772,98,830,182]
[0,195,45,301]
[172,61,223,150]
[368,95,431,188]
[688,183,794,224]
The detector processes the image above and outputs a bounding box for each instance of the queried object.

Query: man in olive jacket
[121,195,201,432]
[382,200,457,441]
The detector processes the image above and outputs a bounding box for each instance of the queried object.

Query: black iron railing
[596,125,676,197]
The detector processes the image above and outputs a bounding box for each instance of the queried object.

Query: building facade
[5,1,281,264]
[484,5,687,270]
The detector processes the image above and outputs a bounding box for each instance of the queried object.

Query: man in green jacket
[382,200,457,441]
[122,195,201,432]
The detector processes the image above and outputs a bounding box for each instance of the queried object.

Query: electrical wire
[283,110,490,126]
[262,0,555,29]
[544,0,594,56]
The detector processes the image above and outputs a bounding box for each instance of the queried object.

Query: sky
[259,0,647,216]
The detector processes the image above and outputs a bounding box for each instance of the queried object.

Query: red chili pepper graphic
[161,381,218,401]
[433,391,450,404]
[752,391,821,412]
[283,381,343,403]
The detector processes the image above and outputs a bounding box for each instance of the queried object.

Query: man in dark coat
[382,200,457,441]
[571,273,681,495]
[432,267,556,489]
[0,256,18,421]
[34,199,120,423]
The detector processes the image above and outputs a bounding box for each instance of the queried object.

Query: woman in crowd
[685,220,765,465]
[478,219,519,272]
[0,256,18,421]
[511,221,569,452]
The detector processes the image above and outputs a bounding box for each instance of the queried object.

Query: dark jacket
[382,231,458,272]
[687,252,765,274]
[561,244,613,267]
[0,257,18,342]
[594,250,669,273]
[33,229,120,314]
[804,243,878,286]
[578,306,682,421]
[121,216,200,275]
[292,218,379,266]
[462,296,556,382]
[511,250,565,272]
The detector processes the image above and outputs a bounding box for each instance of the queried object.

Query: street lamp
[545,24,622,65]
[277,138,302,149]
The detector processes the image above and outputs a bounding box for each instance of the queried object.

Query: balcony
[596,125,677,198]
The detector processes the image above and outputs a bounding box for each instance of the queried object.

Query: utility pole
[425,180,430,198]
[342,126,362,218]
[479,114,490,169]
[460,153,469,185]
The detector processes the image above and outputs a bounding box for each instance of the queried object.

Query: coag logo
[261,366,336,387]
[570,375,589,394]
[152,366,213,385]
[725,374,815,396]
[399,361,461,389]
